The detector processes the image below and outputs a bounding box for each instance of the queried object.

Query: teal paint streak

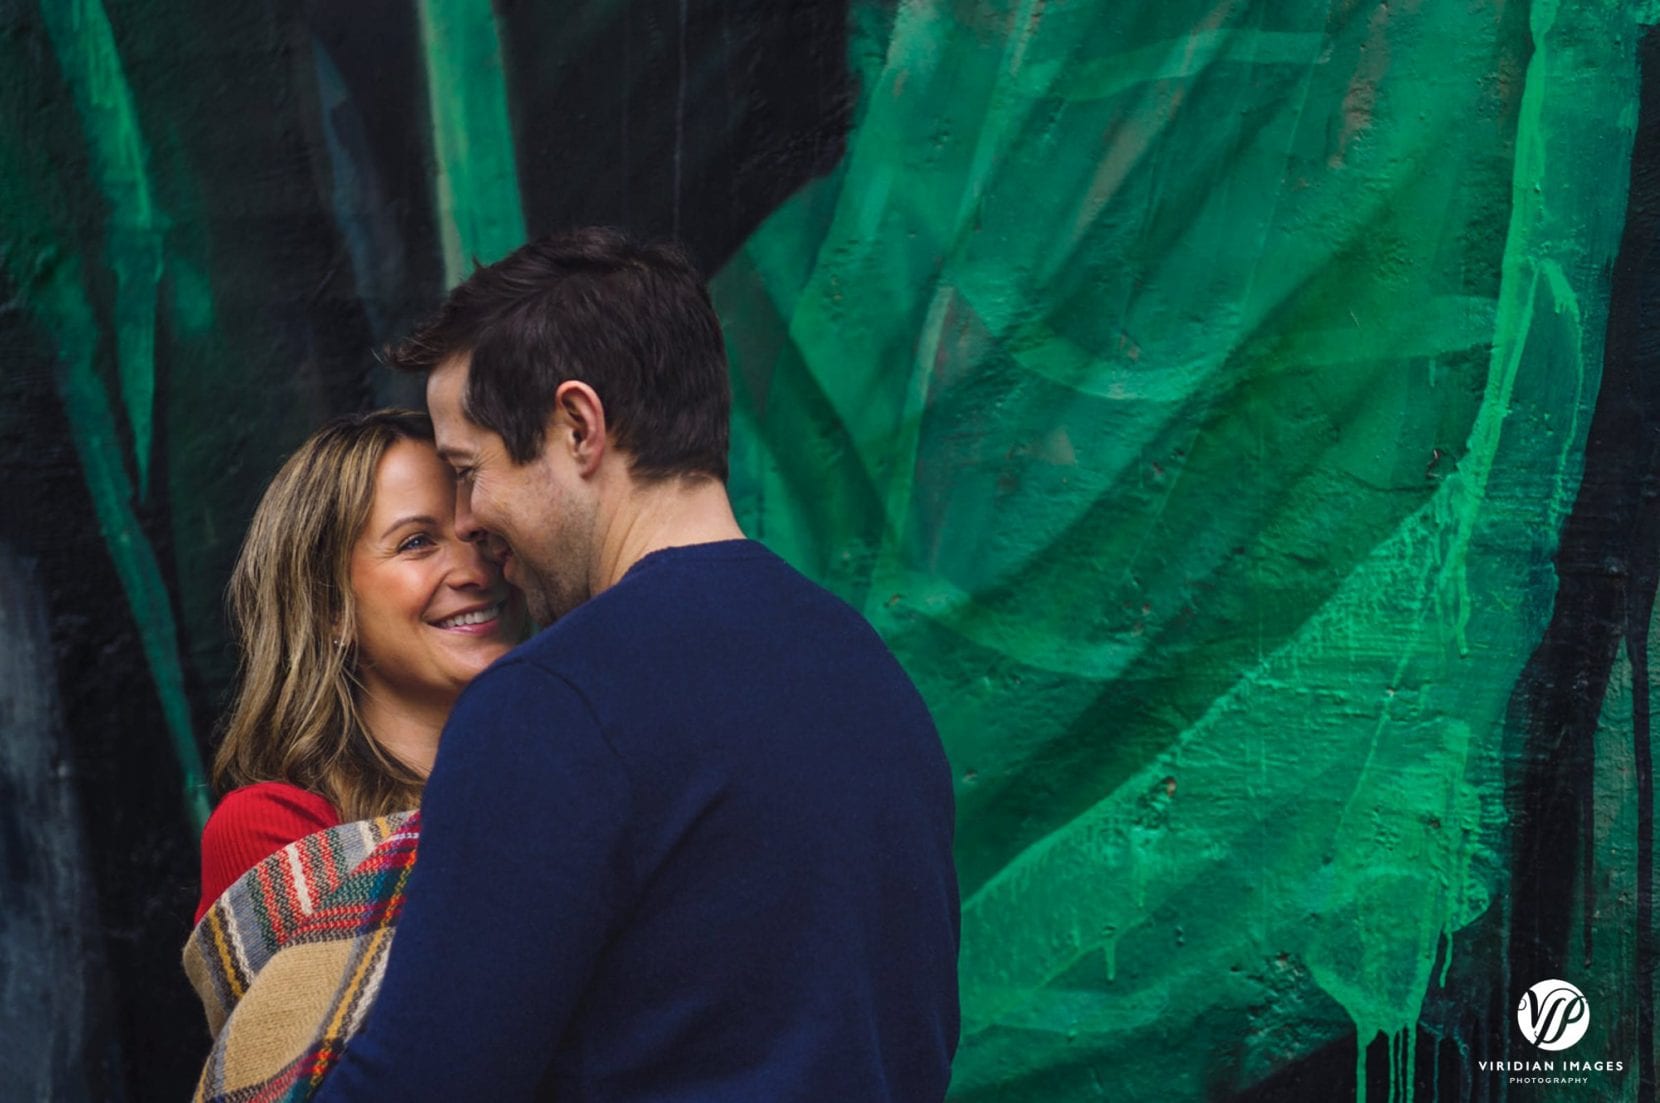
[10,252,211,832]
[0,16,210,833]
[38,0,163,498]
[418,0,526,280]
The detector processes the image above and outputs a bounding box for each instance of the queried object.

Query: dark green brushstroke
[417,0,526,279]
[4,4,210,833]
[38,0,163,499]
[3,250,211,832]
[716,0,1644,1098]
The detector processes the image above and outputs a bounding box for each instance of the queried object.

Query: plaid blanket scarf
[182,810,420,1102]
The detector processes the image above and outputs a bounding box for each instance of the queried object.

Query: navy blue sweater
[314,540,960,1101]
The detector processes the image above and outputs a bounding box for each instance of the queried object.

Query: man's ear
[552,381,607,475]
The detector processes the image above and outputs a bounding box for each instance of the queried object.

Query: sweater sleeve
[195,782,340,923]
[314,660,633,1102]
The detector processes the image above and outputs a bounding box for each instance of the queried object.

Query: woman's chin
[465,637,517,669]
[427,635,516,684]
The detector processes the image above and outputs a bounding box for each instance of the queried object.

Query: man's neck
[592,474,745,594]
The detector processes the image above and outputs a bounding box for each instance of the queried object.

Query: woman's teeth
[434,603,501,629]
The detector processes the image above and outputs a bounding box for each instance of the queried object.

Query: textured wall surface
[2,1,1657,1100]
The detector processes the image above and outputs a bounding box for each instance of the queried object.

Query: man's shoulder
[462,646,579,699]
[470,538,894,705]
[533,538,833,644]
[609,538,853,623]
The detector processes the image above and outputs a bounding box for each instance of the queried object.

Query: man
[314,228,960,1101]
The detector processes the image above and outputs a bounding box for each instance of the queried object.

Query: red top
[195,781,341,923]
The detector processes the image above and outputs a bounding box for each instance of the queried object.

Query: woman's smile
[429,600,509,635]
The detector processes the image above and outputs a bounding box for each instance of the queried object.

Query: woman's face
[348,438,529,709]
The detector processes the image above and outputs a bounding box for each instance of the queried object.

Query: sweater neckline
[621,538,765,581]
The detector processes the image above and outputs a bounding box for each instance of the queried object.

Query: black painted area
[1608,27,1660,1101]
[497,0,853,273]
[0,547,123,1103]
[0,302,204,1099]
[298,0,447,351]
[1506,21,1660,1103]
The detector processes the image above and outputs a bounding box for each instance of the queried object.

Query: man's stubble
[510,475,596,628]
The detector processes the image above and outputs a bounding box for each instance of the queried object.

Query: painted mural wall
[2,0,1655,1099]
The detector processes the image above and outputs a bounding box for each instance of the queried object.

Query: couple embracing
[183,229,960,1101]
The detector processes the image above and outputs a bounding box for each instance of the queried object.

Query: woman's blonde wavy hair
[213,408,435,821]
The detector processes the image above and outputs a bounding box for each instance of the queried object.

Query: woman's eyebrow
[379,514,439,540]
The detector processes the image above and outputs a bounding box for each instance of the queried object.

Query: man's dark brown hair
[390,227,730,481]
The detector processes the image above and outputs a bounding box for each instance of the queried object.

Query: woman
[183,408,527,1100]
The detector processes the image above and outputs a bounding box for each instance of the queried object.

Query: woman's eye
[398,534,435,553]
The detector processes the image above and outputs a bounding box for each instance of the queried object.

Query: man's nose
[454,482,485,544]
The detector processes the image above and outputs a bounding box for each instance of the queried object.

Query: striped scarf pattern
[182,810,421,1102]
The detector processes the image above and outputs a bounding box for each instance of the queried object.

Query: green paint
[38,0,164,498]
[418,0,526,280]
[0,18,210,832]
[7,251,211,832]
[164,256,216,337]
[715,0,1645,1097]
[1291,0,1615,1073]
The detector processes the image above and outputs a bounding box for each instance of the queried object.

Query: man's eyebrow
[437,445,474,463]
[379,514,439,540]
